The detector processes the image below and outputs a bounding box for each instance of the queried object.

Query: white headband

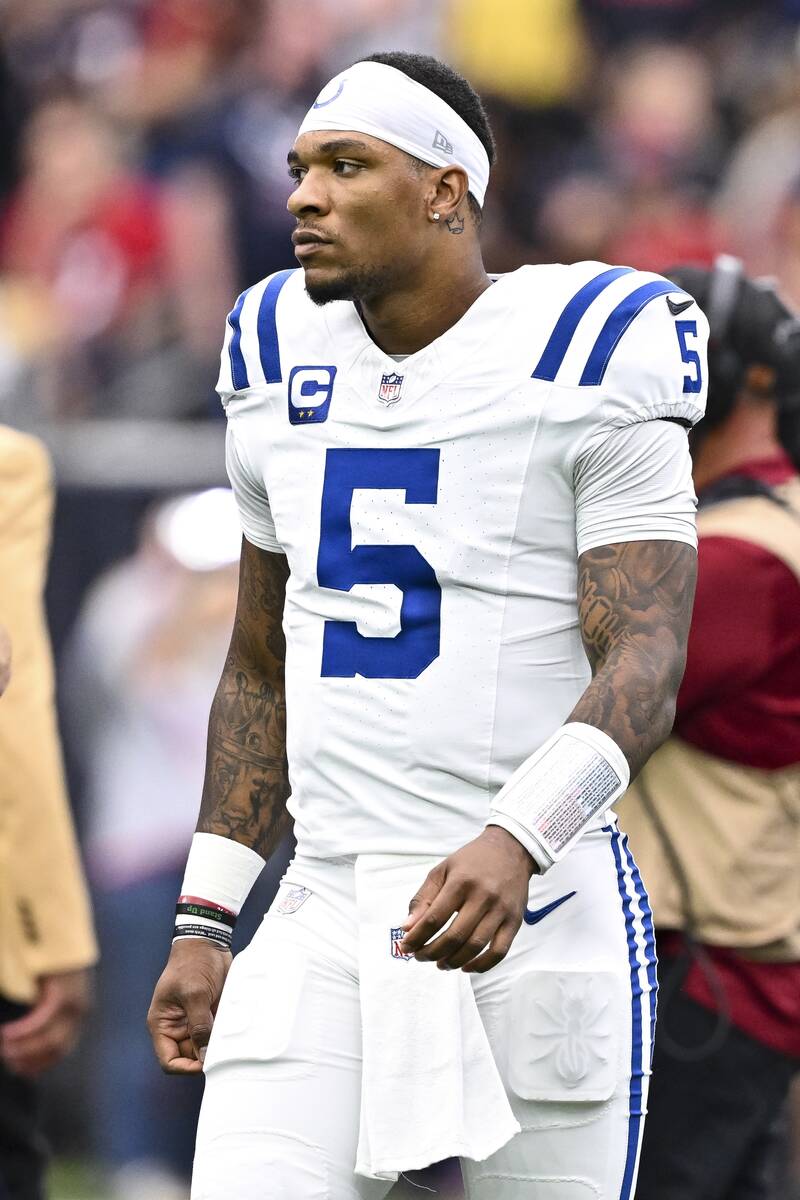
[297,61,490,207]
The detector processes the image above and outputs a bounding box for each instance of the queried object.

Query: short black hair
[361,51,495,222]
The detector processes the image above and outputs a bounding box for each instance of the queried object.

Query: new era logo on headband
[433,130,453,155]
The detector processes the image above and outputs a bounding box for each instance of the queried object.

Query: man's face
[287,131,432,305]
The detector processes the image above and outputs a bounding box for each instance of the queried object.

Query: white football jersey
[218,262,708,859]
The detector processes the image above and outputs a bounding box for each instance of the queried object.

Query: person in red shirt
[619,255,800,1200]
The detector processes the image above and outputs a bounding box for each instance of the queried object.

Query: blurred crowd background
[1,0,800,1196]
[5,0,800,433]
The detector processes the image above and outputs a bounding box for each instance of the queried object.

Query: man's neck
[357,258,492,356]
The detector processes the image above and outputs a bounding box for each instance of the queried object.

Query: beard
[303,261,399,306]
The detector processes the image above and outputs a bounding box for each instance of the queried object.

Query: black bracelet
[176,901,236,929]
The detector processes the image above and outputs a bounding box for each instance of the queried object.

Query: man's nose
[287,170,329,217]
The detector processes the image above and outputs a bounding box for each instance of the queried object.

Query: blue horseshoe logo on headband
[313,79,346,109]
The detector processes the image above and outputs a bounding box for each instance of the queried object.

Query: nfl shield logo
[378,372,404,405]
[391,927,413,960]
[276,885,311,914]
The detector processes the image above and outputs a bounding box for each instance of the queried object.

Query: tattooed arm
[197,537,291,857]
[399,542,697,977]
[148,538,291,1075]
[568,539,697,777]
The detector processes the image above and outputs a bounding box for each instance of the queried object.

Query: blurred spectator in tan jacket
[0,621,10,695]
[0,424,97,1200]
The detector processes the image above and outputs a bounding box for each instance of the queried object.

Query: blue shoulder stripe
[227,288,252,391]
[257,268,297,384]
[531,266,634,382]
[579,280,682,387]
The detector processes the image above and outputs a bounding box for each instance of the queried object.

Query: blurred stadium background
[1,0,800,1196]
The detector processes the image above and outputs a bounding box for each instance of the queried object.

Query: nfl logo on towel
[391,927,413,960]
[378,372,403,405]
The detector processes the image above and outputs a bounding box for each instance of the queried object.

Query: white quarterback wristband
[173,833,265,946]
[487,723,630,873]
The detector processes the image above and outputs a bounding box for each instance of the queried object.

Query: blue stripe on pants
[607,824,656,1200]
[622,834,659,1065]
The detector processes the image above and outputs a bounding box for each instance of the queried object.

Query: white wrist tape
[179,833,265,916]
[487,723,630,872]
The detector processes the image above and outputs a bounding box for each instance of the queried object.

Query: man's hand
[399,827,537,974]
[0,968,92,1077]
[0,623,11,697]
[147,938,232,1074]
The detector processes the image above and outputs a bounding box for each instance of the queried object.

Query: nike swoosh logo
[666,296,694,316]
[523,890,577,926]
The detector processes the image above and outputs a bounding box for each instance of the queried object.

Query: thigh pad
[507,968,626,1103]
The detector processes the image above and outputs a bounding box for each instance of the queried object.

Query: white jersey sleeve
[569,269,709,456]
[225,423,281,553]
[574,419,697,555]
[529,265,708,555]
[216,269,297,405]
[216,271,298,554]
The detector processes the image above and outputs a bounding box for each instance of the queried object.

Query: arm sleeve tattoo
[197,537,292,859]
[569,540,697,778]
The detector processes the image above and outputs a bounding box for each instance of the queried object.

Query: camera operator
[618,255,800,1200]
[0,426,96,1200]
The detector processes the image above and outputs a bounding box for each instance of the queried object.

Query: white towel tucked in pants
[354,854,520,1180]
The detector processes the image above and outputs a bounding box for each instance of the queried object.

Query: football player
[148,51,708,1199]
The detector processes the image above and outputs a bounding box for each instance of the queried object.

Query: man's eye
[288,167,306,184]
[333,160,361,176]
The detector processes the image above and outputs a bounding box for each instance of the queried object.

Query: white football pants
[192,825,655,1199]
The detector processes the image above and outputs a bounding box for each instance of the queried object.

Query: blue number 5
[317,448,441,679]
[675,319,702,394]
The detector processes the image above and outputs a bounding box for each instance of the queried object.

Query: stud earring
[433,212,441,221]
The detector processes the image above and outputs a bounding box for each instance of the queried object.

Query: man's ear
[431,165,470,223]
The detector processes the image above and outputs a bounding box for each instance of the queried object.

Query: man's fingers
[438,912,505,971]
[3,1048,58,1078]
[1,1017,78,1077]
[1,992,60,1043]
[463,919,518,974]
[164,1057,204,1076]
[147,942,230,1073]
[402,864,447,931]
[183,992,215,1061]
[413,898,492,964]
[399,882,464,953]
[151,1028,203,1075]
[146,986,214,1069]
[191,1029,213,1062]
